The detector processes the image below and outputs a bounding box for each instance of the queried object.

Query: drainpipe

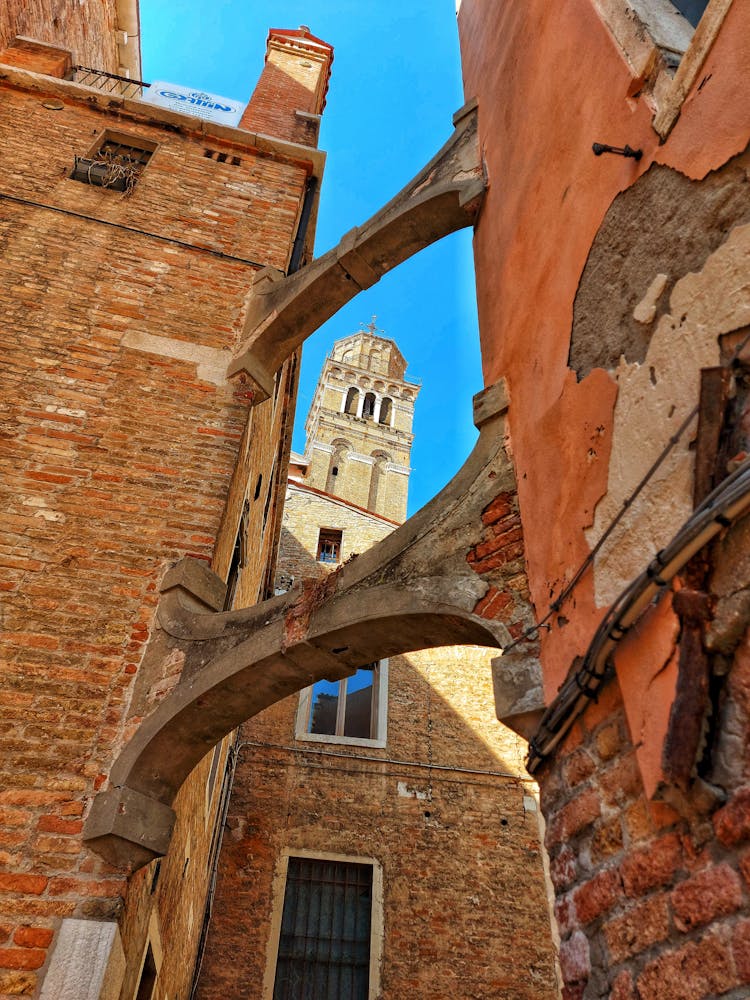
[288,174,319,275]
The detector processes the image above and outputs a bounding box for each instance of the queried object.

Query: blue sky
[140,1,481,516]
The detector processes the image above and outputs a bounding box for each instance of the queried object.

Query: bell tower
[302,320,419,523]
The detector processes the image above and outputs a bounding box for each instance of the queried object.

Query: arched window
[362,392,376,419]
[378,397,392,425]
[344,387,359,414]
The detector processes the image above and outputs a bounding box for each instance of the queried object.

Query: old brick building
[5,1,750,999]
[194,331,558,998]
[0,10,334,998]
[456,1,750,998]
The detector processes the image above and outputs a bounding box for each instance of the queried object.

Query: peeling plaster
[587,224,750,606]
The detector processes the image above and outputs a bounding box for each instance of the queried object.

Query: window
[378,397,392,425]
[344,387,359,414]
[671,0,709,25]
[296,661,388,747]
[361,392,376,419]
[72,131,156,192]
[317,528,342,564]
[267,854,383,1000]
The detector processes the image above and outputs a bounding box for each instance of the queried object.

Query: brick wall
[0,66,313,996]
[542,635,750,1000]
[0,1,121,75]
[196,645,558,1000]
[240,27,333,146]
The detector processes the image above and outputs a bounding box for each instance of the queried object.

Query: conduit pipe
[527,458,750,773]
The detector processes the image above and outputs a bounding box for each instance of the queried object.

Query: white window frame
[262,849,384,1000]
[295,660,388,749]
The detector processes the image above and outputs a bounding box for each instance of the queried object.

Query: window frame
[593,0,733,138]
[295,659,388,749]
[71,129,157,192]
[262,850,384,1000]
[316,527,342,564]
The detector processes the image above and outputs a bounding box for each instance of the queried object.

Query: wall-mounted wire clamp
[592,142,643,161]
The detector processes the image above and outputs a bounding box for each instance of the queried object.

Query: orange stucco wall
[459,0,750,695]
[459,2,750,996]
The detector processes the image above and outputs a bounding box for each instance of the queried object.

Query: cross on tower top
[361,315,381,336]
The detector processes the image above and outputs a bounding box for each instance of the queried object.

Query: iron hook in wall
[592,142,643,161]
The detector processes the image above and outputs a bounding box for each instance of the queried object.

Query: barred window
[72,131,156,193]
[273,857,373,1000]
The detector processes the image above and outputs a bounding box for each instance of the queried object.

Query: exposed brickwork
[240,28,333,145]
[539,665,750,1000]
[0,44,317,995]
[468,491,535,642]
[0,1,120,76]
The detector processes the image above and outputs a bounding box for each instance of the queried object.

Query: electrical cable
[0,190,269,269]
[526,456,750,773]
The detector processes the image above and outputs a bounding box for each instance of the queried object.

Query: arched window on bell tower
[326,439,351,496]
[378,397,392,425]
[344,387,359,415]
[362,392,376,419]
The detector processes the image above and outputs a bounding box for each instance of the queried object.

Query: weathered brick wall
[240,28,333,146]
[458,1,750,997]
[542,633,750,1000]
[0,68,312,996]
[0,0,120,75]
[275,483,395,586]
[196,644,558,1000]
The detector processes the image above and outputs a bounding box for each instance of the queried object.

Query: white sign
[142,81,244,127]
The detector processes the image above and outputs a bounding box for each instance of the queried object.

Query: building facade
[456,1,750,998]
[0,13,333,998]
[195,332,559,999]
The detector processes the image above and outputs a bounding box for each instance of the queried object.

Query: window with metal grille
[273,857,373,1000]
[72,131,155,192]
[317,528,342,564]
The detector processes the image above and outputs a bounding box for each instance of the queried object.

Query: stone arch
[227,103,484,400]
[83,386,532,871]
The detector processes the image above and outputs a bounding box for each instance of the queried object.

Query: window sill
[294,732,387,750]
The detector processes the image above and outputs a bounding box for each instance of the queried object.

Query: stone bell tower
[302,320,419,523]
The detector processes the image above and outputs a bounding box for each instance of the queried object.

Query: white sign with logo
[142,81,244,127]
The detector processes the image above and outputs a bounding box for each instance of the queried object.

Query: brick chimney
[240,26,334,147]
